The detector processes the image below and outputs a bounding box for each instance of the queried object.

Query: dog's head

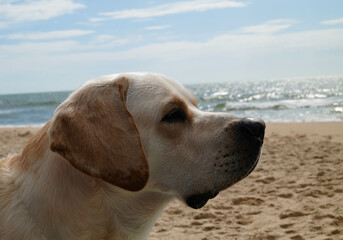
[49,73,265,209]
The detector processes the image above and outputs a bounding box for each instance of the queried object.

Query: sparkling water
[0,76,342,126]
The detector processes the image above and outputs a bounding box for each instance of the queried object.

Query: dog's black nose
[238,118,265,142]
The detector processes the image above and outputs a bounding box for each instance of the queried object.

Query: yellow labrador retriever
[0,73,265,239]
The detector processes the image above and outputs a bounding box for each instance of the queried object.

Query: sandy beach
[1,122,342,240]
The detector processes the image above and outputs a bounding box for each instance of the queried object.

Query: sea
[0,76,342,126]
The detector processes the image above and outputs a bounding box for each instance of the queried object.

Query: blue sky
[1,0,343,94]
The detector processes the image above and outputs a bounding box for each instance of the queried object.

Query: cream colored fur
[0,73,264,239]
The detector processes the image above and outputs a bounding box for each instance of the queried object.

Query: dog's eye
[162,109,187,123]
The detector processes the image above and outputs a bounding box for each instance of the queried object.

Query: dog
[0,73,265,239]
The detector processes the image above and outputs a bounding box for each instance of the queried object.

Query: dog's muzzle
[186,118,265,209]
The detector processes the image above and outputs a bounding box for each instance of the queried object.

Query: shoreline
[0,124,45,128]
[1,121,342,137]
[0,120,342,126]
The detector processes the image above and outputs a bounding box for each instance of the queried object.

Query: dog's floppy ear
[48,76,149,191]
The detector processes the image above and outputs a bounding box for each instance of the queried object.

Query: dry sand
[0,122,342,240]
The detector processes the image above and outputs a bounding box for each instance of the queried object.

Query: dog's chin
[186,151,262,209]
[186,192,219,209]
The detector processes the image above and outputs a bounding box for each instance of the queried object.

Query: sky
[1,0,343,94]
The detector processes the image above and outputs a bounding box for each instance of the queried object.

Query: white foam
[0,123,44,128]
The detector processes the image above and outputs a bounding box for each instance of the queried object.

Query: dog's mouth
[185,147,262,210]
[186,191,219,209]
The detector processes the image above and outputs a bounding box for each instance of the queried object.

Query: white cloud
[90,34,129,47]
[5,30,94,40]
[89,17,107,23]
[2,21,343,59]
[321,17,343,25]
[0,34,130,54]
[145,25,171,31]
[0,40,81,54]
[99,28,343,62]
[0,0,85,24]
[241,19,298,34]
[1,20,343,93]
[0,21,10,28]
[91,0,246,22]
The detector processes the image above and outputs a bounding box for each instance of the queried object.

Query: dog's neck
[4,124,172,240]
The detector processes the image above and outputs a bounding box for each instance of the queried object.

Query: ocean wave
[199,92,341,103]
[22,100,60,107]
[1,100,60,109]
[202,100,343,112]
[332,107,343,113]
[191,77,343,105]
